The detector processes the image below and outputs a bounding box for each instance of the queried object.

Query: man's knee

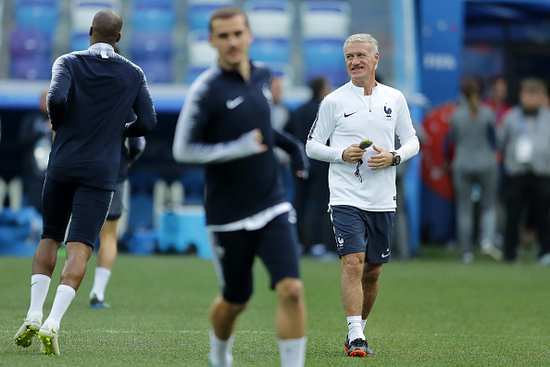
[363,263,382,283]
[276,278,304,305]
[342,253,365,278]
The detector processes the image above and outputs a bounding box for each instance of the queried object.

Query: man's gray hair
[343,33,379,56]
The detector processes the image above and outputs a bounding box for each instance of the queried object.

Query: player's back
[48,46,151,190]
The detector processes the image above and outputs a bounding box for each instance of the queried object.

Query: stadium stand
[300,1,350,85]
[9,29,52,79]
[14,0,60,36]
[186,0,234,32]
[131,0,175,33]
[69,0,120,52]
[244,0,293,38]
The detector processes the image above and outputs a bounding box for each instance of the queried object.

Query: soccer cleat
[14,318,41,347]
[345,336,374,357]
[90,294,110,309]
[38,324,60,355]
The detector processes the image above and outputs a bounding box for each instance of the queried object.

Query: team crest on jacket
[384,105,392,118]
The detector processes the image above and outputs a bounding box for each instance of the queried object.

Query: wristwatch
[391,152,401,166]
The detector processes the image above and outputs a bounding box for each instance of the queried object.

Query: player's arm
[274,129,309,178]
[125,76,157,137]
[127,136,146,166]
[172,85,266,165]
[305,99,345,163]
[47,56,72,131]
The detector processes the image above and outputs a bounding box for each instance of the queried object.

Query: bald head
[90,9,122,46]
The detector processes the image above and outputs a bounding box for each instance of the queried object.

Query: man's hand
[342,144,366,163]
[367,145,393,170]
[252,128,268,153]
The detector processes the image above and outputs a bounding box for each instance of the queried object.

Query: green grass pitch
[1,245,549,366]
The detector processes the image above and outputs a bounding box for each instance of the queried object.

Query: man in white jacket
[306,33,419,357]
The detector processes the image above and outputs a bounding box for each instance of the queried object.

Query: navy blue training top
[173,62,306,225]
[47,43,157,190]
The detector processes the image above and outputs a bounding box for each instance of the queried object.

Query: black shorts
[209,211,301,304]
[329,205,395,263]
[106,181,126,221]
[41,175,113,247]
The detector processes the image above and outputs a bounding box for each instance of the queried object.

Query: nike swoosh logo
[226,96,244,110]
[381,249,391,258]
[344,111,357,118]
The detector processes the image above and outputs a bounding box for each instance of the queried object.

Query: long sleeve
[47,57,72,131]
[305,99,345,163]
[172,82,264,164]
[124,78,157,137]
[274,129,309,175]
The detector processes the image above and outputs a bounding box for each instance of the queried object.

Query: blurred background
[0,0,549,259]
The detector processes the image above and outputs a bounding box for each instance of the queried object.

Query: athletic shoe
[539,253,550,266]
[481,241,503,261]
[14,318,41,347]
[345,336,374,357]
[90,294,110,309]
[38,324,60,355]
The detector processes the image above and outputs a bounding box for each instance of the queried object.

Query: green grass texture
[1,245,549,366]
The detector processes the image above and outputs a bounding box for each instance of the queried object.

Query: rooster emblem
[384,105,392,118]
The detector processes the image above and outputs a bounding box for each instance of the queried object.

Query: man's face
[520,89,543,112]
[209,14,252,70]
[344,42,379,85]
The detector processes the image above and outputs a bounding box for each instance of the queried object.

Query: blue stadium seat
[9,29,51,59]
[187,0,234,31]
[302,38,343,69]
[244,1,293,38]
[136,59,173,83]
[10,57,52,80]
[70,32,90,51]
[131,1,175,33]
[129,31,173,62]
[302,38,347,86]
[187,30,216,67]
[300,1,351,39]
[249,37,291,64]
[133,0,173,6]
[71,0,120,33]
[14,0,60,37]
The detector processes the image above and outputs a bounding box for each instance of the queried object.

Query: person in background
[18,90,53,213]
[172,7,307,367]
[449,76,500,264]
[88,136,146,309]
[484,76,512,127]
[270,75,294,194]
[498,77,550,265]
[306,33,420,357]
[285,76,334,257]
[14,9,156,355]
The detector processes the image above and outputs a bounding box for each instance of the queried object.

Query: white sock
[27,274,51,321]
[362,319,367,331]
[43,284,76,333]
[347,316,364,341]
[209,330,234,367]
[89,267,111,301]
[279,337,307,367]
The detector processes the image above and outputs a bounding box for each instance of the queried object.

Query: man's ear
[89,26,93,37]
[116,33,121,43]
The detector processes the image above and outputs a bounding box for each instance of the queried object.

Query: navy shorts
[41,175,113,247]
[329,205,395,263]
[209,211,301,304]
[106,181,126,221]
